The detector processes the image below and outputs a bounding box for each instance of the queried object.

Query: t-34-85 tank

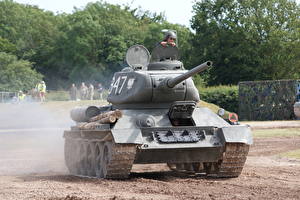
[63,44,253,179]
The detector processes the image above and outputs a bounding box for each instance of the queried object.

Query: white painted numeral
[110,75,128,95]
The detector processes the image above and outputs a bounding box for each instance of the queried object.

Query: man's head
[161,30,177,47]
[164,31,177,42]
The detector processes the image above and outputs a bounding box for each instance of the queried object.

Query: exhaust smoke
[0,102,73,175]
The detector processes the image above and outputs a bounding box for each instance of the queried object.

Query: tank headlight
[217,108,225,116]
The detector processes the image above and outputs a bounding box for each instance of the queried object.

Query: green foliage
[0,52,43,92]
[191,0,300,85]
[40,2,192,88]
[0,1,194,89]
[0,36,16,53]
[2,0,299,90]
[193,74,207,88]
[198,85,238,112]
[0,0,64,89]
[0,0,62,60]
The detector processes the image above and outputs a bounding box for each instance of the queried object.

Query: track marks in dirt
[1,137,300,200]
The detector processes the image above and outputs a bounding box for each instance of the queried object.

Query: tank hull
[63,107,252,179]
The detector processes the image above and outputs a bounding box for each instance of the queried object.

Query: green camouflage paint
[238,80,300,121]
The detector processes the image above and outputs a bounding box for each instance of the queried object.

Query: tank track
[212,142,250,177]
[64,134,137,179]
[167,143,250,178]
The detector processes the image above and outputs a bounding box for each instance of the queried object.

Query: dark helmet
[164,31,177,41]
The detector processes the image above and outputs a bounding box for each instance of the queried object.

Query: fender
[218,125,253,145]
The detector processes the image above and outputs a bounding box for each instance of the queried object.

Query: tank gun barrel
[167,61,212,88]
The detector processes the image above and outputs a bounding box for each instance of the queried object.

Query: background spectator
[80,82,88,100]
[88,83,94,100]
[69,83,77,100]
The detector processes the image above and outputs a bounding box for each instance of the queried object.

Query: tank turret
[107,45,211,108]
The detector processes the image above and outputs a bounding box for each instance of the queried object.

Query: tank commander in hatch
[160,30,177,47]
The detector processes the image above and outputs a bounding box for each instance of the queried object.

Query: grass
[198,100,231,118]
[46,90,69,101]
[46,90,109,101]
[280,149,300,159]
[252,128,300,138]
[253,128,300,160]
[45,99,107,108]
[198,100,220,112]
[39,100,108,119]
[43,100,107,110]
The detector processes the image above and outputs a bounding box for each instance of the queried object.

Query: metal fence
[0,92,17,103]
[238,80,300,121]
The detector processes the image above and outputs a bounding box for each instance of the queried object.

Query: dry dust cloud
[0,102,73,175]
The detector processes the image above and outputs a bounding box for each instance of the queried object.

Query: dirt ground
[0,103,299,200]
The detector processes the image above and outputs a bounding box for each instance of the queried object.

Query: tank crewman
[87,83,94,100]
[69,83,77,101]
[37,81,46,102]
[160,31,177,47]
[80,82,88,100]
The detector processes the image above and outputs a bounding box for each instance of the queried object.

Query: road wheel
[203,162,219,175]
[79,141,88,176]
[86,142,96,177]
[167,162,200,174]
[102,141,113,178]
[95,142,104,178]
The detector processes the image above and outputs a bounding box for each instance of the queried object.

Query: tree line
[0,0,299,92]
